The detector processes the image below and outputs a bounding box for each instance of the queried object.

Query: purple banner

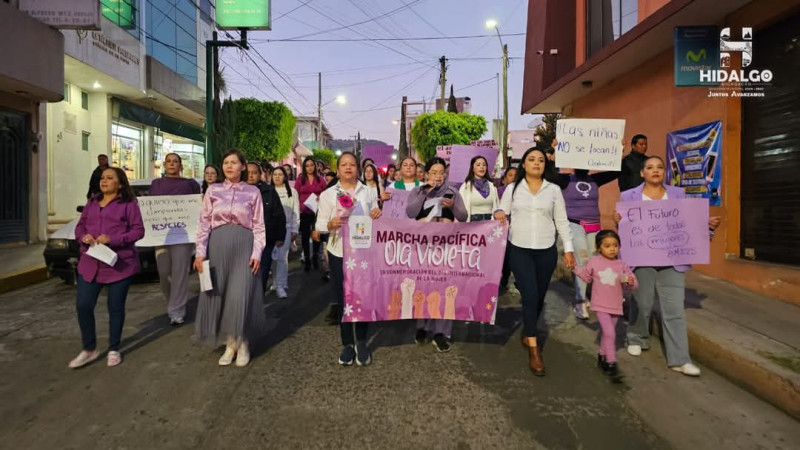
[361,145,395,170]
[383,188,412,221]
[616,198,710,266]
[448,145,498,185]
[342,219,508,323]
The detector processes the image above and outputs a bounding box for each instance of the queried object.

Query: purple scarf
[473,178,490,199]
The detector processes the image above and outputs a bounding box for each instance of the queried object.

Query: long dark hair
[222,148,248,182]
[362,163,381,199]
[99,167,135,203]
[272,166,292,197]
[202,164,221,194]
[464,155,490,185]
[511,147,560,198]
[299,156,319,185]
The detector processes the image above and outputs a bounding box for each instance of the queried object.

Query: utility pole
[205,30,248,165]
[496,72,500,119]
[502,44,509,169]
[317,72,322,150]
[439,56,447,111]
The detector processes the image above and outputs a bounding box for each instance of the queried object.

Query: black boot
[605,362,623,383]
[597,354,609,372]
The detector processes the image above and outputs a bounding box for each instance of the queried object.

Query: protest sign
[448,145,498,184]
[471,139,498,148]
[342,219,508,324]
[136,195,201,247]
[382,188,412,221]
[555,118,625,171]
[616,198,709,266]
[436,145,452,163]
[666,120,722,206]
[361,145,395,169]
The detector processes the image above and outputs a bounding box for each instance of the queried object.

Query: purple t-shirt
[149,177,201,196]
[562,174,600,223]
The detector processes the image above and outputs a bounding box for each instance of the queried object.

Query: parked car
[43,178,200,284]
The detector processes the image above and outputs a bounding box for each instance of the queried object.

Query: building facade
[522,0,800,302]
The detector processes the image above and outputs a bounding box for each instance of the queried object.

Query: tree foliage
[312,148,337,169]
[534,113,560,149]
[410,111,487,162]
[231,98,296,162]
[211,97,237,164]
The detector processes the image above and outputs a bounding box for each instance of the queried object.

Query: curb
[0,266,50,295]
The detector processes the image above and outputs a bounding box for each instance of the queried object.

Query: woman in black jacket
[246,163,287,294]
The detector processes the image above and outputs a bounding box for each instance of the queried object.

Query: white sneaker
[219,343,236,366]
[276,287,288,299]
[671,363,701,376]
[68,350,99,369]
[235,341,250,367]
[627,345,642,356]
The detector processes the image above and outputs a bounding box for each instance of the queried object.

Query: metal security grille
[0,109,30,245]
[741,12,800,266]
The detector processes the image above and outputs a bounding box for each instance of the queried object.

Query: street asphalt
[1,263,798,449]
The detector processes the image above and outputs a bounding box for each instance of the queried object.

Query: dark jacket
[618,151,648,192]
[86,165,106,199]
[256,182,287,245]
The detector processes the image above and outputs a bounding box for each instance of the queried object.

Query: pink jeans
[596,311,620,363]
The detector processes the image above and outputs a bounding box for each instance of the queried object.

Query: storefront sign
[674,26,720,86]
[555,118,625,171]
[19,0,100,29]
[63,17,143,89]
[136,195,201,247]
[342,219,507,323]
[217,0,271,30]
[666,121,722,206]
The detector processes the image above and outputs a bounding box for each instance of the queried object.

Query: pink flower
[338,194,354,208]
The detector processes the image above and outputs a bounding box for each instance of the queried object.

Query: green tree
[231,98,296,162]
[410,111,487,162]
[447,85,458,113]
[313,148,337,169]
[211,96,237,164]
[534,113,560,149]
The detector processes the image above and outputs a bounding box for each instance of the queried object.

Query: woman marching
[392,157,420,190]
[616,155,720,376]
[362,163,391,206]
[459,155,499,222]
[494,147,576,376]
[271,166,300,299]
[202,164,222,196]
[316,152,382,366]
[194,149,267,367]
[151,153,201,325]
[295,157,327,272]
[405,157,468,353]
[69,167,145,368]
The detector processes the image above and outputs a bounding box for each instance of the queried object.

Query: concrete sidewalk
[0,244,48,295]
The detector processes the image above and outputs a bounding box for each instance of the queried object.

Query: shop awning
[114,99,205,142]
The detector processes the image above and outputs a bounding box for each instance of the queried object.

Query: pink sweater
[573,256,638,315]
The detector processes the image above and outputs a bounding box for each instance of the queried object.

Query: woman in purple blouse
[193,149,267,367]
[68,167,145,369]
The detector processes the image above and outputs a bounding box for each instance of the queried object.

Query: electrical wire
[248,32,526,43]
[286,0,425,40]
[272,0,315,23]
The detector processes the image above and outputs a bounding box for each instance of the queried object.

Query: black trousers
[328,254,368,346]
[508,243,558,338]
[299,212,321,267]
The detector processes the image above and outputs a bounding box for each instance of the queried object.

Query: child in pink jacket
[573,230,637,381]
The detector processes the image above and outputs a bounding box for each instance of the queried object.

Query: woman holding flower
[316,152,382,367]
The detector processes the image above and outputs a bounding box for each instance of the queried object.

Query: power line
[455,75,497,92]
[272,0,315,23]
[249,32,526,43]
[246,41,317,109]
[286,0,425,40]
[290,65,429,89]
[287,61,429,77]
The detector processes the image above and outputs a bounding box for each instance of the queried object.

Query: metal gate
[0,108,30,245]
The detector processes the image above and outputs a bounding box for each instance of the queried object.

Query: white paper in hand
[423,198,443,221]
[199,260,213,292]
[303,193,319,213]
[86,243,118,266]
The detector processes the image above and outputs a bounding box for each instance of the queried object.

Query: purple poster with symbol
[341,218,508,323]
[616,198,710,267]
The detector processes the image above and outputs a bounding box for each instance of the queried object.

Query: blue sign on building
[674,26,720,86]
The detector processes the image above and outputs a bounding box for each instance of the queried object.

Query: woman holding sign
[151,153,201,325]
[194,149,267,367]
[494,148,576,376]
[316,152,382,367]
[459,155,499,222]
[405,157,468,353]
[296,157,327,272]
[69,168,145,369]
[616,155,720,377]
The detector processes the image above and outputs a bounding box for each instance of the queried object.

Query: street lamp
[486,19,509,169]
[318,94,347,149]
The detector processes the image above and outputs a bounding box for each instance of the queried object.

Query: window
[586,0,638,58]
[81,91,89,110]
[82,131,90,151]
[63,83,70,103]
[100,0,138,30]
[145,0,199,84]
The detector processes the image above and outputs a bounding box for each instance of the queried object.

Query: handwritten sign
[362,145,395,169]
[342,219,508,323]
[555,118,625,171]
[448,145,498,184]
[383,189,412,220]
[136,195,201,247]
[436,145,453,163]
[616,198,709,266]
[471,139,498,148]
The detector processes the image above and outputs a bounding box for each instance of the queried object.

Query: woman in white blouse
[316,152,382,367]
[494,147,576,376]
[459,156,499,222]
[270,166,300,299]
